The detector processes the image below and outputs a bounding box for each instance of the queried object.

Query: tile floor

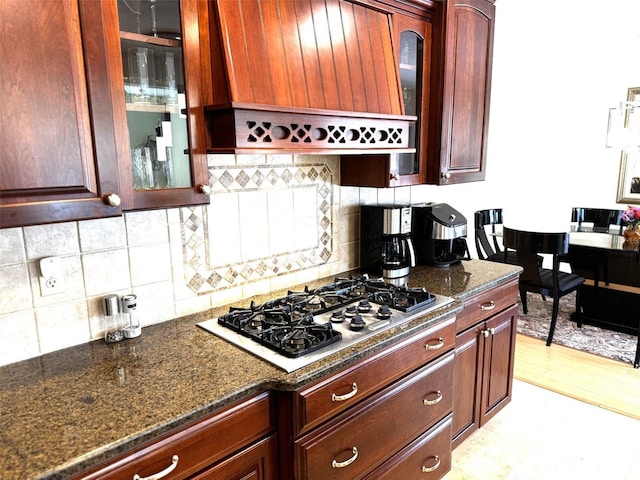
[444,380,640,479]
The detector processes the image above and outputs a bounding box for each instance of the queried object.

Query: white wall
[406,0,640,240]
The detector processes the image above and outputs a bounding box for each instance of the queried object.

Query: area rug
[516,292,638,365]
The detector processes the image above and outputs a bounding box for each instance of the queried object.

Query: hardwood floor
[514,333,640,420]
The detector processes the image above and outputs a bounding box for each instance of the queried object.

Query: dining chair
[569,208,625,287]
[474,209,518,264]
[503,227,585,346]
[571,207,625,234]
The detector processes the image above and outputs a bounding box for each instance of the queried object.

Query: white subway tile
[82,249,131,296]
[0,264,32,315]
[24,223,79,259]
[78,216,126,252]
[35,300,90,354]
[125,210,168,247]
[129,243,172,286]
[0,310,39,366]
[0,228,25,265]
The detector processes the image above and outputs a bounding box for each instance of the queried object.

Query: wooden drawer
[362,414,452,480]
[294,352,454,480]
[293,316,455,435]
[75,392,273,480]
[455,279,518,333]
[191,434,278,480]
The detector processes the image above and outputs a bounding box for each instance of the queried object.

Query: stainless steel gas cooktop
[197,275,454,372]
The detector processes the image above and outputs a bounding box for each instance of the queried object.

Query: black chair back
[503,228,569,287]
[503,227,584,346]
[474,209,505,260]
[571,208,624,234]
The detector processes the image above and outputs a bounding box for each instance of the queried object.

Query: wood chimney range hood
[204,0,416,154]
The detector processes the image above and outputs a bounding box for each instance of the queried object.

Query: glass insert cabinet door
[396,29,423,177]
[117,0,191,191]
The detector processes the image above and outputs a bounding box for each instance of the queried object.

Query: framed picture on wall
[616,87,640,203]
[617,152,640,203]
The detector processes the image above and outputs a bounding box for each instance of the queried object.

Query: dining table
[567,226,640,336]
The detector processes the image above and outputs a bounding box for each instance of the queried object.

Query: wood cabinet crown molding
[204,0,418,154]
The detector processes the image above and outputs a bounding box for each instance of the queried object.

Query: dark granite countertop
[0,260,520,480]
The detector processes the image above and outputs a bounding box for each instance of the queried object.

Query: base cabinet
[277,316,456,480]
[72,392,277,480]
[452,280,518,448]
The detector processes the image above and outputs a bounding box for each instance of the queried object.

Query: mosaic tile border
[181,163,333,294]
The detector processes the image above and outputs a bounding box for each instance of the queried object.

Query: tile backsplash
[0,154,365,367]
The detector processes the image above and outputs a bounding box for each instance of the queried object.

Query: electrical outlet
[38,257,66,296]
[39,275,65,296]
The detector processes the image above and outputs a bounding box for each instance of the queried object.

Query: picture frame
[616,87,640,203]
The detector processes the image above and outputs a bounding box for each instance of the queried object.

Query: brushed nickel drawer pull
[133,455,179,480]
[480,301,496,311]
[421,455,441,473]
[422,390,443,406]
[425,337,444,350]
[332,382,358,402]
[332,447,358,468]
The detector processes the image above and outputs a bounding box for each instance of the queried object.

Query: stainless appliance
[360,205,416,279]
[197,275,453,372]
[412,203,469,267]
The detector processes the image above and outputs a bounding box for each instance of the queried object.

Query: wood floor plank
[514,334,640,420]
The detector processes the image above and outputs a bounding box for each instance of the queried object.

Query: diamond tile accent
[181,162,333,294]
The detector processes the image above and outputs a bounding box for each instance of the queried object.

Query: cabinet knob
[198,184,211,195]
[481,327,496,338]
[389,172,399,181]
[441,172,451,179]
[103,193,121,208]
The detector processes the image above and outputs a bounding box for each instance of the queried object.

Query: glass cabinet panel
[397,30,423,176]
[117,0,191,191]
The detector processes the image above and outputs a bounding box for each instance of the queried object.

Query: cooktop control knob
[377,305,392,320]
[350,314,366,331]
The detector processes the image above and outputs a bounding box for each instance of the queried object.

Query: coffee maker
[412,203,469,267]
[360,205,416,278]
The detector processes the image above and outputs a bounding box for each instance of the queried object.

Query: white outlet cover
[39,257,62,278]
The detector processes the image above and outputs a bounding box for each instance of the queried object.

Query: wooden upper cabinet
[205,0,416,154]
[341,8,433,188]
[427,0,496,185]
[0,0,123,228]
[111,0,210,211]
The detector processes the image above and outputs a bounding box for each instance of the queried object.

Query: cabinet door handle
[198,184,211,195]
[421,455,441,473]
[480,301,496,311]
[133,455,179,480]
[481,327,496,338]
[425,337,444,350]
[332,382,358,402]
[332,447,358,468]
[422,390,442,406]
